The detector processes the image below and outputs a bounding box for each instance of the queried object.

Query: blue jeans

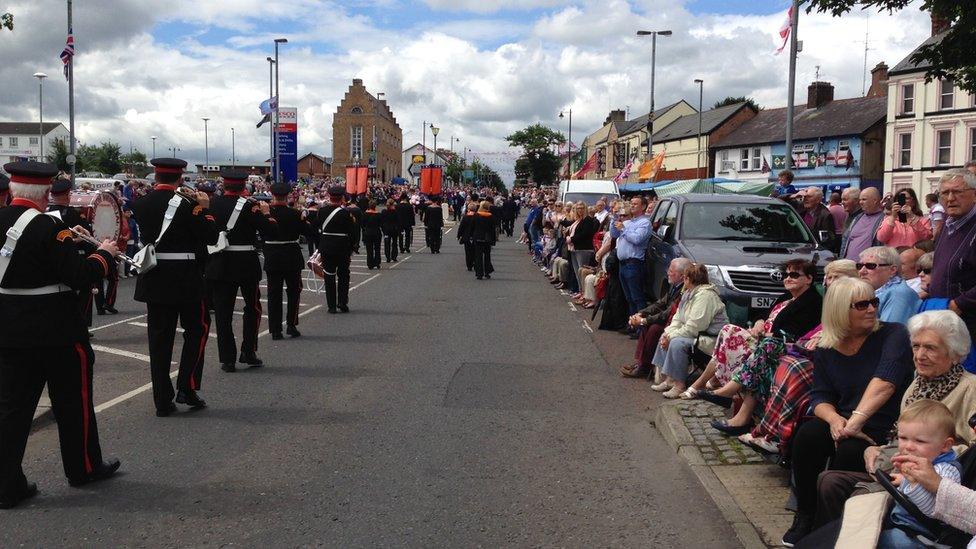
[651,336,695,382]
[877,527,926,548]
[619,259,648,315]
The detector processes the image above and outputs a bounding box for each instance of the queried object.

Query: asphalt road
[4,226,740,548]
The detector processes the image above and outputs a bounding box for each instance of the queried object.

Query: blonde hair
[899,399,956,440]
[818,277,879,349]
[479,200,491,212]
[824,259,859,279]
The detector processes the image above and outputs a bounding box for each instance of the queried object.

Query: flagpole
[67,0,75,183]
[784,0,799,171]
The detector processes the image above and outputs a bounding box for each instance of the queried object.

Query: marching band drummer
[265,181,310,340]
[131,158,218,417]
[206,169,277,372]
[0,161,122,510]
[47,177,103,327]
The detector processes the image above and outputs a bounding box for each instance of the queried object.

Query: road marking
[92,314,147,332]
[582,320,593,333]
[90,344,154,363]
[568,302,578,312]
[128,321,218,339]
[94,371,177,414]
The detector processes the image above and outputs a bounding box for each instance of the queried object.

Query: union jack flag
[60,28,74,80]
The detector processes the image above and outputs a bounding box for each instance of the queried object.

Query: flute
[69,228,139,268]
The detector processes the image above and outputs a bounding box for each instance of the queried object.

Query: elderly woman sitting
[782,277,916,546]
[858,245,920,324]
[648,263,727,399]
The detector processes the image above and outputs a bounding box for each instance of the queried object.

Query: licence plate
[751,296,777,309]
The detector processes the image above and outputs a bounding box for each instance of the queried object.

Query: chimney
[604,109,626,125]
[807,81,834,109]
[866,62,889,98]
[352,78,363,86]
[931,13,950,36]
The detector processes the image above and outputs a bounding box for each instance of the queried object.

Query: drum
[69,190,124,242]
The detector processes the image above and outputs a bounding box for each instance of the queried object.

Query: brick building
[297,153,331,178]
[331,79,403,182]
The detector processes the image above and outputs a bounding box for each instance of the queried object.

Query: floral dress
[711,299,792,386]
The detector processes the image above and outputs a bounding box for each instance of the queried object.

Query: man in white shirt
[926,192,946,237]
[593,197,610,224]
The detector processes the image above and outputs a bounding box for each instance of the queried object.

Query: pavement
[8,226,740,547]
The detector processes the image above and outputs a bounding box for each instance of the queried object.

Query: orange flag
[638,150,666,181]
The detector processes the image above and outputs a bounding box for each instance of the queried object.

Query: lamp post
[231,127,236,167]
[150,136,157,158]
[202,117,210,167]
[430,125,440,166]
[636,29,672,159]
[266,56,275,174]
[559,108,572,180]
[33,72,47,161]
[273,37,288,183]
[168,146,181,157]
[694,78,703,177]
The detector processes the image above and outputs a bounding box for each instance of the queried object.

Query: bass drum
[69,190,124,243]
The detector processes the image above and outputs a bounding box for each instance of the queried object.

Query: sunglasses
[781,271,807,279]
[851,297,880,311]
[970,413,976,430]
[919,268,932,275]
[856,262,891,271]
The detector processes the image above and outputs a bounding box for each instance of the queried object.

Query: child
[881,399,963,547]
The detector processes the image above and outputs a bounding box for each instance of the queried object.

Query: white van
[559,179,620,206]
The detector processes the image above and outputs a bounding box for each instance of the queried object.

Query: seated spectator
[649,263,727,398]
[620,258,692,378]
[782,277,915,546]
[700,260,823,435]
[900,247,925,295]
[858,246,920,324]
[877,188,932,248]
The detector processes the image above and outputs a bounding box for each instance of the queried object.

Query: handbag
[595,274,608,300]
[132,195,182,274]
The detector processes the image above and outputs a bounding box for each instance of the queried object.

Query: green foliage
[443,154,464,184]
[713,96,761,111]
[806,0,976,93]
[505,123,566,152]
[121,150,151,177]
[50,138,70,171]
[506,124,564,187]
[469,159,506,192]
[75,142,123,175]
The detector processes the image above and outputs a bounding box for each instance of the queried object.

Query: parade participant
[396,192,415,253]
[424,195,444,253]
[381,198,400,263]
[0,161,122,509]
[361,199,383,269]
[0,173,9,207]
[502,194,518,237]
[47,177,103,326]
[131,158,218,416]
[206,168,277,372]
[472,200,496,280]
[264,181,309,340]
[316,185,358,313]
[457,202,477,271]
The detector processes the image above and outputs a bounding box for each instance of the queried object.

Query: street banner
[345,165,368,195]
[275,107,298,182]
[420,166,443,196]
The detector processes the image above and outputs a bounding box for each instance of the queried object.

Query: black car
[646,193,833,326]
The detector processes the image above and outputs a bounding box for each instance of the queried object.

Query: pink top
[933,480,976,535]
[828,204,847,234]
[875,216,933,247]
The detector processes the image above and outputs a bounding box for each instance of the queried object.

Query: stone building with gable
[331,79,403,182]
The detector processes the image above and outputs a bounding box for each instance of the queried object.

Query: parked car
[646,193,833,326]
[559,179,619,206]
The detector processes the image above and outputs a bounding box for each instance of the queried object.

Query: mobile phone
[896,194,907,223]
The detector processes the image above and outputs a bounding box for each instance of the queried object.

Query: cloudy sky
[2,0,931,182]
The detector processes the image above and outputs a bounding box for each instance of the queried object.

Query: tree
[443,154,464,185]
[50,138,70,172]
[505,123,566,152]
[121,150,151,177]
[713,96,761,111]
[75,142,123,175]
[807,1,976,93]
[506,124,565,187]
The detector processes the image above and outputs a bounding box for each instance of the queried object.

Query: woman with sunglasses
[782,277,916,546]
[877,188,932,248]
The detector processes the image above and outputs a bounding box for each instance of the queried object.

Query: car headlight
[705,264,727,287]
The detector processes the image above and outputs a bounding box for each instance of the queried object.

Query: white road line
[128,321,218,339]
[90,344,154,363]
[568,302,578,312]
[92,314,147,332]
[94,371,176,414]
[582,320,593,333]
[234,296,308,305]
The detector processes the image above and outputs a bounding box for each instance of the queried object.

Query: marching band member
[315,186,358,314]
[264,181,309,340]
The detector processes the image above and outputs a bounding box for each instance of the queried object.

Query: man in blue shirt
[611,195,653,319]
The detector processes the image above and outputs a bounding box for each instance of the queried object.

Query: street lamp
[694,78,704,176]
[168,146,181,157]
[150,135,158,158]
[33,72,47,161]
[636,29,672,158]
[266,56,275,174]
[202,117,210,167]
[273,38,288,183]
[430,125,440,166]
[559,109,573,180]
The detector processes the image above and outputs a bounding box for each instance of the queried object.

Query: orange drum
[69,190,124,243]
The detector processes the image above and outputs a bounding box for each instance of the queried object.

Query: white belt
[156,252,196,260]
[0,283,72,295]
[321,233,348,237]
[225,245,256,252]
[264,240,299,245]
[127,240,135,245]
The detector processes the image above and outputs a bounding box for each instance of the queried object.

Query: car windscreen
[679,202,812,243]
[562,192,613,206]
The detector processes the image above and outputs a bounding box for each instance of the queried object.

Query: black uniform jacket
[502,199,518,221]
[344,205,363,252]
[131,186,218,304]
[424,205,444,229]
[47,204,95,254]
[396,201,415,229]
[457,212,475,243]
[380,207,400,237]
[264,204,310,273]
[471,212,497,244]
[361,210,382,240]
[205,193,278,283]
[0,202,114,347]
[316,204,357,255]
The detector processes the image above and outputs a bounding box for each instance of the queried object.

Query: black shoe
[176,390,207,409]
[104,306,118,315]
[700,391,734,408]
[0,482,38,509]
[709,419,754,436]
[338,305,349,313]
[485,274,491,279]
[286,325,301,338]
[221,361,237,372]
[476,276,483,280]
[240,352,263,367]
[271,332,284,340]
[328,308,338,314]
[68,458,121,487]
[467,268,473,272]
[781,513,814,547]
[155,402,177,417]
[96,308,106,316]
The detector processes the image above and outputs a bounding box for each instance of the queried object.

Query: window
[940,79,954,110]
[0,137,3,147]
[936,129,952,165]
[9,137,17,147]
[718,150,729,173]
[679,203,812,243]
[613,143,626,169]
[350,126,363,160]
[350,106,364,114]
[901,84,915,114]
[29,137,38,145]
[898,133,912,168]
[750,148,761,171]
[971,127,976,162]
[652,201,671,230]
[739,149,750,171]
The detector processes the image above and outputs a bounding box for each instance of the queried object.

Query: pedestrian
[876,188,932,248]
[457,202,477,271]
[924,192,945,238]
[839,187,884,260]
[611,195,652,320]
[381,198,400,263]
[315,185,358,314]
[360,199,382,269]
[130,158,218,416]
[0,161,123,509]
[472,200,496,280]
[206,169,277,372]
[424,195,444,253]
[265,181,311,340]
[827,191,846,237]
[396,193,415,253]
